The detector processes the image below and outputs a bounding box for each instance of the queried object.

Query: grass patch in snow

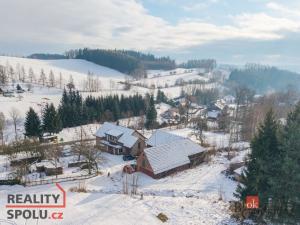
[157,213,168,223]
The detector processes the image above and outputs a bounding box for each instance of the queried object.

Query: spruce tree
[275,103,300,223]
[42,103,61,134]
[24,108,42,138]
[145,95,157,129]
[235,109,281,217]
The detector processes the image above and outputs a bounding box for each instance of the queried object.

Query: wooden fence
[23,172,98,187]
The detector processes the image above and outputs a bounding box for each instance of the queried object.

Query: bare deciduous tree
[81,142,99,175]
[9,108,21,141]
[0,112,6,146]
[49,70,55,87]
[28,67,35,83]
[39,69,46,86]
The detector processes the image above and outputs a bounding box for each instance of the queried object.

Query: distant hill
[28,53,67,60]
[29,49,217,78]
[65,48,176,76]
[227,64,300,93]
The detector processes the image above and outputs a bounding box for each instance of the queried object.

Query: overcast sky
[1,0,300,68]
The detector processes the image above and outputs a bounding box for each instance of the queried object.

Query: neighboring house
[137,138,206,179]
[189,107,206,119]
[95,122,146,156]
[161,108,180,122]
[173,97,186,106]
[207,110,221,121]
[223,95,235,104]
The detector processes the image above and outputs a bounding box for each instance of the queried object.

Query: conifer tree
[42,103,61,134]
[145,95,157,129]
[24,107,42,138]
[235,110,281,216]
[274,103,300,223]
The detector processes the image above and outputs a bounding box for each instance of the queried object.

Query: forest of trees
[28,53,67,60]
[179,59,217,71]
[24,89,157,138]
[235,105,300,224]
[228,64,300,93]
[65,48,176,77]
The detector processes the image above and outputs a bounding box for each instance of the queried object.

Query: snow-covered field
[0,56,127,89]
[0,151,240,225]
[135,68,209,89]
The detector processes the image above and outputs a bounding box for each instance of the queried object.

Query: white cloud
[267,2,300,17]
[0,0,299,52]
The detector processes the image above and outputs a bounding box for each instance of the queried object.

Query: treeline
[66,49,141,75]
[28,53,67,60]
[29,49,217,79]
[65,48,176,77]
[58,89,146,127]
[236,105,300,224]
[24,89,156,137]
[179,59,216,71]
[228,63,300,93]
[122,50,176,70]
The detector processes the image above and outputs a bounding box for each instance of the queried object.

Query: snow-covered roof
[207,110,220,119]
[121,135,138,148]
[105,129,123,137]
[224,95,235,101]
[144,139,205,175]
[181,139,206,155]
[144,141,190,175]
[146,130,185,147]
[95,122,138,148]
[35,160,62,169]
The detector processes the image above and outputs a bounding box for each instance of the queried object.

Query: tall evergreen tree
[235,110,281,218]
[274,103,300,223]
[24,108,42,138]
[145,95,157,129]
[42,103,61,134]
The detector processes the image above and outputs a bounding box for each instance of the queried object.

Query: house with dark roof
[95,122,146,156]
[138,130,206,179]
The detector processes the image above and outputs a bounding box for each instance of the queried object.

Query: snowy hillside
[0,56,127,89]
[134,68,209,89]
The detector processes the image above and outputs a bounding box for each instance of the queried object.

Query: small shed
[39,135,58,143]
[34,160,63,176]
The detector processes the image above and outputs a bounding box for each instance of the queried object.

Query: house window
[142,159,146,167]
[119,148,123,154]
[138,142,141,149]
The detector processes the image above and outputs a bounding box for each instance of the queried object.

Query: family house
[95,122,146,156]
[138,130,206,179]
[161,108,180,122]
[207,110,221,121]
